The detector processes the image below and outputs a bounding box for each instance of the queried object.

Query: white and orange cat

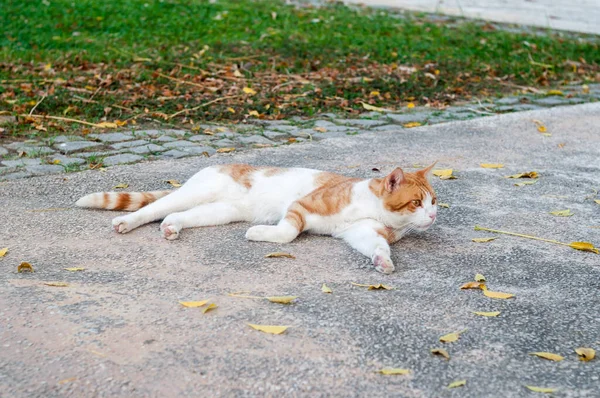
[76,164,437,274]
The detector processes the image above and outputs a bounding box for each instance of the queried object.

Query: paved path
[347,0,600,35]
[1,104,599,397]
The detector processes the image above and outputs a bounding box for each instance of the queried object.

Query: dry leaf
[313,127,327,133]
[265,252,295,259]
[351,282,394,290]
[440,330,465,343]
[473,311,501,317]
[505,172,538,179]
[95,122,118,128]
[407,102,415,109]
[530,352,564,361]
[0,247,7,257]
[550,209,573,217]
[64,267,85,272]
[243,87,257,95]
[216,147,236,153]
[247,324,288,334]
[537,125,547,133]
[44,282,69,287]
[431,348,450,360]
[227,107,236,113]
[546,90,564,96]
[376,368,411,375]
[472,237,496,243]
[514,181,537,187]
[594,199,600,205]
[525,386,557,394]
[166,180,182,187]
[475,273,486,282]
[438,203,450,208]
[575,347,595,362]
[113,183,129,189]
[460,281,485,290]
[483,290,515,299]
[179,300,209,308]
[361,102,389,112]
[17,262,34,273]
[447,380,466,389]
[369,91,380,97]
[58,377,77,385]
[248,110,260,117]
[403,122,422,128]
[202,303,218,313]
[266,296,298,304]
[569,242,599,254]
[480,163,504,169]
[432,169,456,180]
[52,159,61,165]
[321,284,332,294]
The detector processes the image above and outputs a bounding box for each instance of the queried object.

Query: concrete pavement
[1,103,599,397]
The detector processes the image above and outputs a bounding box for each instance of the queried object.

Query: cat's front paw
[160,222,180,240]
[245,225,271,242]
[373,254,395,274]
[112,216,132,234]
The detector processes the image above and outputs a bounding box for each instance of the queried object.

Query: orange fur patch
[263,167,285,177]
[297,173,360,216]
[376,227,397,244]
[219,164,257,189]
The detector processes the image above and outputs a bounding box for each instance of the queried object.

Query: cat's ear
[417,161,437,178]
[384,168,405,192]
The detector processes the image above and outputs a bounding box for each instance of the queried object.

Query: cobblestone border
[1,85,598,181]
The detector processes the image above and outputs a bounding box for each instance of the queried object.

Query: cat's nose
[429,213,436,220]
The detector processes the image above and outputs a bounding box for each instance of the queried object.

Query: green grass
[1,0,599,138]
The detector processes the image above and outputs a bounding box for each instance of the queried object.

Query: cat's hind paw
[373,254,395,274]
[160,222,180,240]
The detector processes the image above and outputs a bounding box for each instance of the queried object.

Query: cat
[76,163,437,274]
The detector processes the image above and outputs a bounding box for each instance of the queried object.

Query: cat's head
[372,164,437,231]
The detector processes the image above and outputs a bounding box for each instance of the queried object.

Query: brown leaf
[265,252,295,259]
[17,262,34,273]
[216,147,236,153]
[505,171,538,179]
[44,282,69,287]
[460,281,486,290]
[431,348,450,360]
[166,180,182,187]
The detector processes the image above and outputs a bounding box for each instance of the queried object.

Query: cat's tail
[75,190,172,211]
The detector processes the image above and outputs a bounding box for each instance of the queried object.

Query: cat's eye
[432,197,437,205]
[412,199,421,207]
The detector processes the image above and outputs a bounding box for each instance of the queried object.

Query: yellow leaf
[202,303,217,313]
[440,330,465,343]
[480,163,504,169]
[550,209,573,217]
[447,380,466,389]
[505,171,539,179]
[113,183,129,189]
[17,262,34,273]
[376,368,411,375]
[472,237,496,243]
[216,147,236,153]
[438,203,450,208]
[431,348,450,360]
[473,311,501,317]
[322,284,333,294]
[537,125,547,133]
[575,347,595,362]
[115,120,127,127]
[407,102,415,109]
[313,127,327,133]
[582,85,590,94]
[369,91,380,97]
[166,180,182,187]
[569,242,599,254]
[475,273,486,282]
[44,282,69,287]
[595,199,600,205]
[247,324,288,334]
[58,377,77,385]
[483,290,515,299]
[0,247,7,257]
[64,267,85,272]
[361,102,389,112]
[243,87,257,95]
[460,281,485,290]
[546,90,564,96]
[351,282,394,290]
[403,122,422,128]
[227,107,236,113]
[525,386,557,393]
[432,169,456,180]
[264,252,295,259]
[52,159,61,165]
[179,300,209,308]
[266,296,298,304]
[248,110,260,117]
[515,181,537,187]
[530,352,564,361]
[95,122,118,128]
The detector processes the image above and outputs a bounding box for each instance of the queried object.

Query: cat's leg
[245,218,300,244]
[336,220,395,274]
[160,202,246,240]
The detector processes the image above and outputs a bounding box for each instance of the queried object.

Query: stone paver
[128,144,167,155]
[154,135,177,143]
[237,135,275,145]
[111,139,151,150]
[50,154,86,165]
[102,153,144,166]
[88,132,135,143]
[0,146,9,156]
[162,140,199,149]
[24,164,64,175]
[263,130,289,139]
[55,141,102,154]
[1,158,41,168]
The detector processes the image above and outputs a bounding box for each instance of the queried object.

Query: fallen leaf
[537,125,547,133]
[595,199,600,205]
[95,122,118,128]
[440,330,466,343]
[64,267,85,272]
[361,102,389,112]
[247,324,288,334]
[505,171,539,179]
[472,237,496,243]
[243,87,257,95]
[0,247,7,257]
[52,159,61,165]
[480,163,504,169]
[569,242,599,254]
[473,311,501,317]
[460,281,486,290]
[247,110,260,117]
[115,120,127,127]
[227,107,236,113]
[483,290,515,299]
[321,284,332,294]
[166,180,182,187]
[403,122,422,128]
[351,282,394,290]
[550,209,574,217]
[202,303,218,313]
[432,169,456,180]
[438,203,450,208]
[530,352,564,361]
[58,377,77,385]
[113,183,129,189]
[216,147,236,153]
[575,347,595,362]
[17,262,34,273]
[313,127,327,133]
[407,102,415,109]
[582,85,590,94]
[475,273,486,282]
[447,380,466,389]
[525,386,557,394]
[265,252,295,259]
[431,348,450,360]
[179,300,209,308]
[369,91,380,97]
[546,90,564,96]
[266,296,298,304]
[44,282,69,287]
[514,181,537,187]
[376,368,411,375]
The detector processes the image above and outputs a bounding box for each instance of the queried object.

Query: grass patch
[1,0,599,138]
